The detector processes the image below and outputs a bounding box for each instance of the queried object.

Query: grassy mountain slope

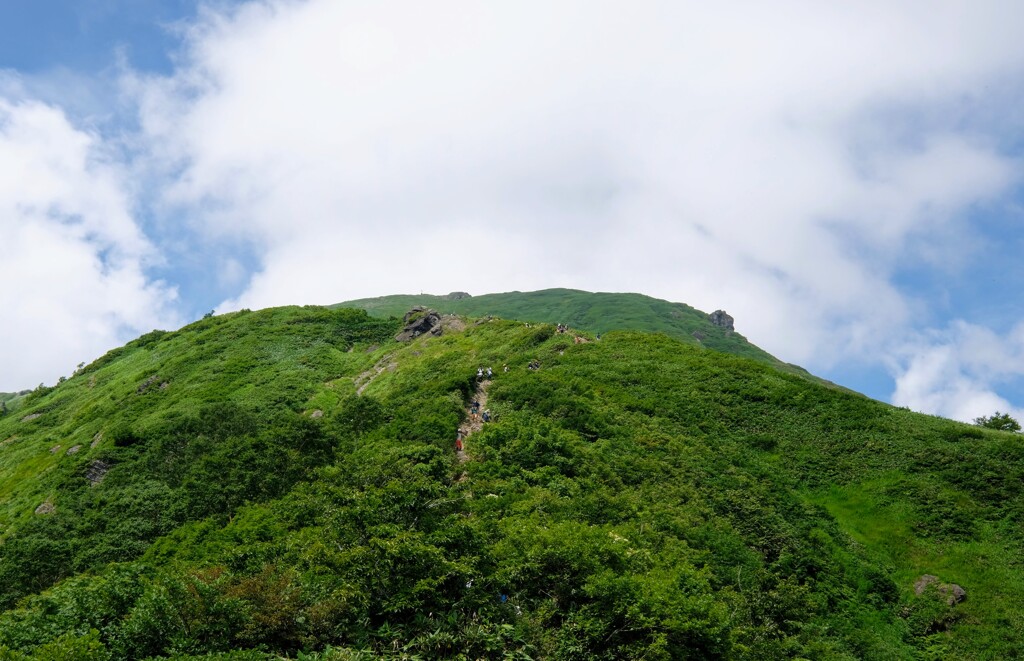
[334,289,820,381]
[0,306,1020,659]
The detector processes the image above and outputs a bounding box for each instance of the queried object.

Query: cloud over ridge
[4,0,1024,421]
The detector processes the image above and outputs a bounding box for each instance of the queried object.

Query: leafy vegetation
[974,411,1021,432]
[0,299,1020,659]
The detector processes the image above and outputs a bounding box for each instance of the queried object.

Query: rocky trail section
[354,354,396,395]
[456,378,491,463]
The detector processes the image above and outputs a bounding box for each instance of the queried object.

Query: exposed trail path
[456,379,491,463]
[354,354,396,395]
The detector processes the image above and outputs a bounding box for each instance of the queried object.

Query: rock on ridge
[396,307,443,342]
[709,310,735,331]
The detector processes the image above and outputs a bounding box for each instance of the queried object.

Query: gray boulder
[85,459,112,486]
[396,307,443,341]
[709,310,735,331]
[914,574,967,605]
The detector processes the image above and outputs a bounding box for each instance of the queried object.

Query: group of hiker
[459,321,596,453]
[471,399,491,422]
[455,399,492,451]
[457,369,495,452]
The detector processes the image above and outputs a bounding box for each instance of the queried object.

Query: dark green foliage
[335,395,387,438]
[0,303,1020,658]
[108,423,144,447]
[974,410,1021,432]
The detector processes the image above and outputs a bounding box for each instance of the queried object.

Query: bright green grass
[815,481,1024,659]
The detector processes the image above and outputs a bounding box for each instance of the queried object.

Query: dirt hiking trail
[457,379,491,463]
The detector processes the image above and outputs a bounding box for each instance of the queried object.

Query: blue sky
[2,1,1024,425]
[0,1,197,73]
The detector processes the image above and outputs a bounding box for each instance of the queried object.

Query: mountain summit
[335,288,820,382]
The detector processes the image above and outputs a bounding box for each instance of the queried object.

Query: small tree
[973,411,1021,432]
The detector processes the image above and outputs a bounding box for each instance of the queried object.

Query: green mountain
[0,303,1020,659]
[334,289,823,383]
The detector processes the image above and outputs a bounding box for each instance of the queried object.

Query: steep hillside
[334,289,817,379]
[0,306,1020,659]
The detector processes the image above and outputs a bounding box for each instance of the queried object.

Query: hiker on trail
[486,367,493,378]
[471,400,480,415]
[477,367,483,380]
[455,434,463,451]
[503,364,509,373]
[483,409,491,423]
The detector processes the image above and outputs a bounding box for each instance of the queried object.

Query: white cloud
[892,321,1024,422]
[0,1,1020,413]
[0,96,179,391]
[128,0,1024,381]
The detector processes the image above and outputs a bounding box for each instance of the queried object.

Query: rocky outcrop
[445,291,472,300]
[709,310,735,331]
[914,574,967,605]
[137,375,169,394]
[396,307,443,342]
[85,459,111,486]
